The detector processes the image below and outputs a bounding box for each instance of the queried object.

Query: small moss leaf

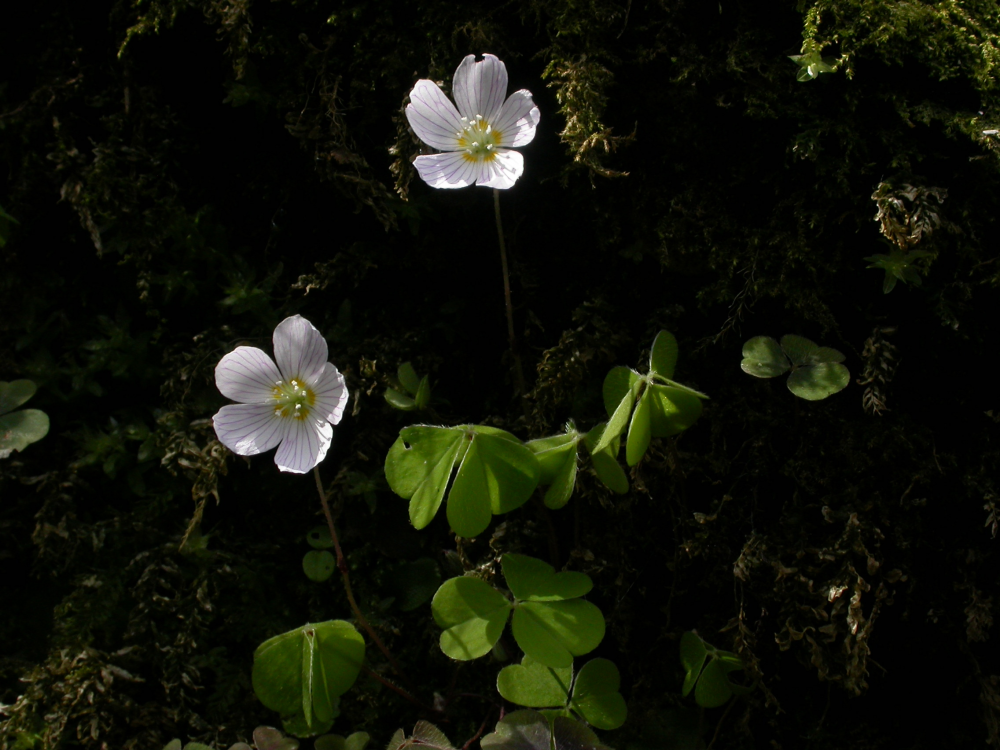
[569,658,627,730]
[786,362,850,400]
[679,631,707,698]
[502,554,593,601]
[253,726,301,750]
[596,367,642,453]
[431,576,511,660]
[649,330,679,379]
[302,550,336,582]
[397,362,421,394]
[252,622,364,737]
[740,337,789,378]
[497,655,573,708]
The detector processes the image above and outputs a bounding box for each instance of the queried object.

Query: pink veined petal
[274,416,332,474]
[213,403,288,456]
[477,150,524,190]
[312,362,349,425]
[273,315,329,384]
[493,90,540,148]
[405,80,465,151]
[413,152,483,189]
[215,346,282,403]
[453,54,507,122]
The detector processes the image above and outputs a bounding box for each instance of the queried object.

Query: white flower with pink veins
[406,53,540,189]
[212,315,348,474]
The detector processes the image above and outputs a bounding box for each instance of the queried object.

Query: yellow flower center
[457,114,503,162]
[271,378,316,420]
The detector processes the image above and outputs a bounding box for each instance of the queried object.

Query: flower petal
[493,90,540,148]
[476,150,524,190]
[406,80,464,151]
[453,53,507,122]
[213,403,287,456]
[275,416,332,474]
[215,346,282,403]
[313,362,349,425]
[274,315,328,384]
[414,152,484,189]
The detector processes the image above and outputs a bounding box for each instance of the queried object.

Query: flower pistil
[272,378,316,419]
[458,115,502,162]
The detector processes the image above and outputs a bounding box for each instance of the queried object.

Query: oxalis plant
[179,52,753,750]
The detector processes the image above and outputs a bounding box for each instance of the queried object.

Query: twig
[706,698,736,750]
[463,709,495,750]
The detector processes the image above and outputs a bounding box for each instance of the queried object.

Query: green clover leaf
[679,631,751,709]
[430,554,605,667]
[741,335,849,401]
[385,362,432,411]
[251,621,364,737]
[864,248,933,293]
[481,711,613,750]
[385,424,540,538]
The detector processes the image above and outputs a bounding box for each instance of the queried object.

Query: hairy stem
[493,189,528,407]
[312,467,409,686]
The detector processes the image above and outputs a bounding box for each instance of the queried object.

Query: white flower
[405,53,540,190]
[212,315,348,474]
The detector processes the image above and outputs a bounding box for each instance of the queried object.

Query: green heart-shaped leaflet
[779,335,849,400]
[650,330,679,379]
[582,425,628,495]
[497,656,627,731]
[431,576,511,660]
[385,425,540,538]
[0,380,49,456]
[504,554,605,668]
[593,367,642,454]
[302,550,336,582]
[740,337,789,379]
[527,432,580,510]
[252,621,364,737]
[481,711,612,750]
[569,658,627,730]
[679,631,707,699]
[497,655,573,708]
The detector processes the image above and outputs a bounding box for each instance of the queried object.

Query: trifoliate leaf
[864,249,933,294]
[431,576,511,660]
[482,711,613,750]
[252,622,364,736]
[385,425,540,538]
[253,726,301,750]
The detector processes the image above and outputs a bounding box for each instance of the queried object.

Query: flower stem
[312,467,409,687]
[493,189,528,407]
